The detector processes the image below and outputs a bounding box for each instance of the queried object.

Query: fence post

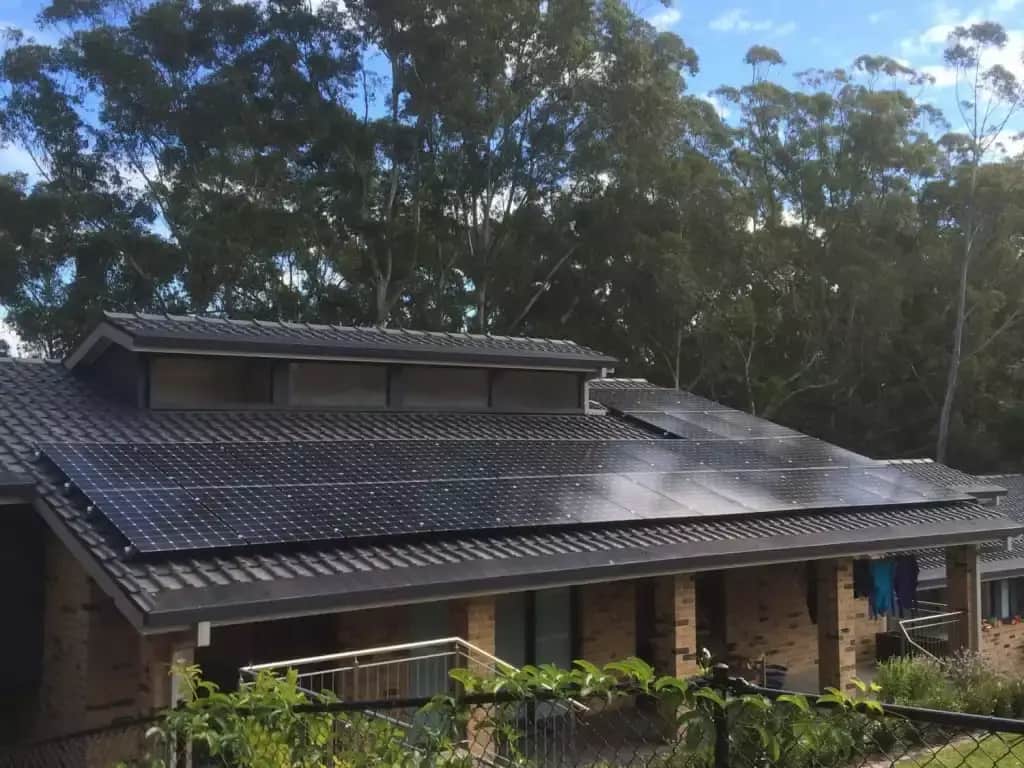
[712,663,730,768]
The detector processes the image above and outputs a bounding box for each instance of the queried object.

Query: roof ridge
[107,311,591,347]
[0,356,57,365]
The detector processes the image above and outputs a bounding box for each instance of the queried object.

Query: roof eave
[140,515,1024,631]
[64,321,134,370]
[66,320,619,373]
[32,496,150,631]
[0,472,37,504]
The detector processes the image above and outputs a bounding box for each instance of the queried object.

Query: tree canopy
[2,0,1024,471]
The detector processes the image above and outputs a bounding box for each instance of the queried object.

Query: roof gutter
[0,472,37,504]
[142,515,1024,631]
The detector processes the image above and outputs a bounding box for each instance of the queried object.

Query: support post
[947,545,981,652]
[816,558,857,692]
[454,596,497,758]
[651,574,699,678]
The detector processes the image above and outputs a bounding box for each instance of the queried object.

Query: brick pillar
[579,580,637,665]
[947,545,981,652]
[650,575,698,678]
[453,596,497,759]
[462,596,496,675]
[817,558,857,692]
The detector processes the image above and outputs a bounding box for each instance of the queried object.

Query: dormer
[66,313,618,413]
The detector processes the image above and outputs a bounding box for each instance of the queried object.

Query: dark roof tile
[888,459,1005,494]
[80,312,618,370]
[1,361,1019,627]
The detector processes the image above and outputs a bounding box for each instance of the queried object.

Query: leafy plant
[875,656,958,711]
[119,665,449,768]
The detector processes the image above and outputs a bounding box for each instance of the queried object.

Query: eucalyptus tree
[934,21,1024,462]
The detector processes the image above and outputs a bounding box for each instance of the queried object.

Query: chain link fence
[5,667,1024,767]
[0,720,154,768]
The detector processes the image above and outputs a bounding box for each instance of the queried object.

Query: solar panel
[88,488,241,552]
[593,387,729,413]
[41,443,176,490]
[39,430,972,557]
[625,410,802,440]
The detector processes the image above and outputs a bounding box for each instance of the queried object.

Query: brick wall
[981,620,1024,677]
[722,562,872,691]
[724,563,818,683]
[460,596,497,657]
[853,610,886,667]
[579,580,636,665]
[650,575,698,677]
[34,532,92,738]
[816,559,859,691]
[30,531,189,743]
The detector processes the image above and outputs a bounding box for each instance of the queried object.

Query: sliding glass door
[495,587,574,668]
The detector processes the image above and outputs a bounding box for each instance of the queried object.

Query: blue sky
[634,0,1024,142]
[1,0,1022,353]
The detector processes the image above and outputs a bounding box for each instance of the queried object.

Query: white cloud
[991,131,1024,157]
[868,10,892,24]
[773,20,797,37]
[649,6,682,30]
[898,2,1024,93]
[919,64,959,87]
[700,92,731,119]
[0,310,22,358]
[899,0,1024,62]
[708,8,796,36]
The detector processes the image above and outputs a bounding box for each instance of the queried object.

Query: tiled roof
[0,470,34,500]
[1,361,1018,629]
[74,312,619,370]
[980,474,1024,521]
[885,468,1024,585]
[888,459,1007,496]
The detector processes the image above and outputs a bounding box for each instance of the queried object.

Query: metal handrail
[241,636,497,674]
[240,637,581,768]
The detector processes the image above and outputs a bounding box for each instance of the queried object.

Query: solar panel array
[40,432,969,555]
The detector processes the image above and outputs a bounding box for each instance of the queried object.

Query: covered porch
[209,545,983,698]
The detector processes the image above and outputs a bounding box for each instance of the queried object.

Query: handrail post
[712,663,730,768]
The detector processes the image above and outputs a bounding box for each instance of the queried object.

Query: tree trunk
[936,160,979,463]
[935,236,972,462]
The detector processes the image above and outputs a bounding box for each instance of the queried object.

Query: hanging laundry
[894,555,919,617]
[853,559,872,599]
[870,559,896,618]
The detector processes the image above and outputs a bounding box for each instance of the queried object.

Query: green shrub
[875,651,1024,717]
[942,650,1002,715]
[874,656,956,710]
[1009,678,1024,717]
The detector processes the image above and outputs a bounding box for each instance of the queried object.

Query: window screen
[149,356,272,409]
[1011,578,1024,618]
[398,366,489,410]
[491,370,581,411]
[534,588,573,668]
[983,582,998,619]
[289,362,387,408]
[495,593,528,668]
